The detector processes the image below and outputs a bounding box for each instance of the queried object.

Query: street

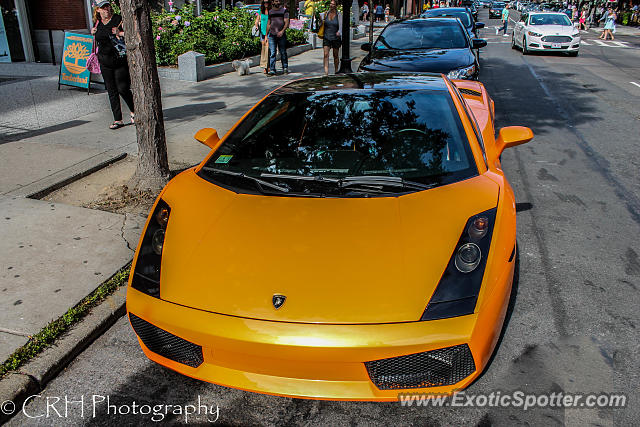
[5,8,640,426]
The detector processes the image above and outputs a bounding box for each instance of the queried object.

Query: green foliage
[0,265,131,378]
[153,5,307,66]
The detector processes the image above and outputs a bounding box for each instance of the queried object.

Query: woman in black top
[91,0,134,130]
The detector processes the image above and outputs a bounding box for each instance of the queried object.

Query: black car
[420,7,485,37]
[460,0,479,19]
[489,1,506,18]
[358,18,487,80]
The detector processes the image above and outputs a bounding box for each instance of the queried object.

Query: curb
[5,150,128,200]
[0,280,128,424]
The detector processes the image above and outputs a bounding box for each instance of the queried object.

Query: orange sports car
[126,73,533,401]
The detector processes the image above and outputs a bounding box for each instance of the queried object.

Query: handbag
[87,45,101,74]
[251,25,260,37]
[87,21,101,74]
[317,22,325,39]
[260,39,269,68]
[110,26,127,58]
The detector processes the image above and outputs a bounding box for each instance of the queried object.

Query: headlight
[421,208,497,321]
[447,64,476,80]
[527,31,543,37]
[130,199,171,298]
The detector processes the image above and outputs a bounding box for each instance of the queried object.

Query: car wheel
[511,34,517,49]
[522,37,529,55]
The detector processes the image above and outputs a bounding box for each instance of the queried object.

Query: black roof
[273,73,449,95]
[385,16,464,26]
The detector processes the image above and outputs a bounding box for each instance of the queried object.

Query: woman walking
[254,0,271,74]
[579,8,587,30]
[321,0,342,76]
[600,7,616,40]
[91,0,134,130]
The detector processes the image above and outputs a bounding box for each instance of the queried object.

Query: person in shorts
[375,4,384,21]
[321,0,342,75]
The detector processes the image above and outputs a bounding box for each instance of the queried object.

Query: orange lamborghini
[126,73,533,401]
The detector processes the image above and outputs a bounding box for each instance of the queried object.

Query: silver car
[512,12,580,56]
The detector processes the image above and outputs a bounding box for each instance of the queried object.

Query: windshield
[529,14,572,25]
[200,90,477,197]
[422,11,472,27]
[375,21,468,50]
[492,2,505,7]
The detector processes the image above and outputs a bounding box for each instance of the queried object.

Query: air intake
[129,313,204,368]
[365,344,475,390]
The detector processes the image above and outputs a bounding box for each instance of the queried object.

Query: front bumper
[525,36,580,52]
[127,253,514,401]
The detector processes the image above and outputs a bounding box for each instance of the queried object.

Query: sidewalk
[0,35,373,370]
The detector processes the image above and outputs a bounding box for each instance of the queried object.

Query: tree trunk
[120,0,170,192]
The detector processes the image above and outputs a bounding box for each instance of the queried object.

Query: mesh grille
[365,344,475,390]
[458,88,482,97]
[129,313,203,368]
[541,36,572,43]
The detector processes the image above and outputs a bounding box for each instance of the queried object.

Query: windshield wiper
[338,176,438,191]
[260,173,340,183]
[202,167,290,193]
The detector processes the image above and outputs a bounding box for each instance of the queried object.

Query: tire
[511,34,517,49]
[522,37,529,55]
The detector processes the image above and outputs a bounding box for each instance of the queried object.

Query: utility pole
[337,0,353,73]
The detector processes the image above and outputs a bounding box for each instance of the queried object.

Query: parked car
[420,7,485,37]
[489,1,506,18]
[127,72,533,401]
[480,0,492,7]
[512,12,581,56]
[358,18,487,80]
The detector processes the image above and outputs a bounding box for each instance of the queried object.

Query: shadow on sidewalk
[0,120,90,145]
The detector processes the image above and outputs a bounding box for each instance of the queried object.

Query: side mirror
[475,22,485,29]
[496,126,533,156]
[472,39,487,49]
[361,42,371,52]
[194,128,220,149]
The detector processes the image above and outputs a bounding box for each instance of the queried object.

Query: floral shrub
[152,5,308,66]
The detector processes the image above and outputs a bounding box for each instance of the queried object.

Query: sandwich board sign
[58,31,93,91]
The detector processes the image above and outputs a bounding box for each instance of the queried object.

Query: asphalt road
[7,10,640,426]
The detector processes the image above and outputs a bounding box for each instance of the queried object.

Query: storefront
[0,0,92,63]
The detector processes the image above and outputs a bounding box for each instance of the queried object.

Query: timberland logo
[63,42,90,74]
[272,294,286,309]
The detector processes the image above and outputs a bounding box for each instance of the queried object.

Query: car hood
[528,25,575,36]
[360,49,475,74]
[157,170,498,324]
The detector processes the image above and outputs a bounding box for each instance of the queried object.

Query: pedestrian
[600,7,616,40]
[254,0,271,74]
[320,0,342,75]
[499,3,510,36]
[384,4,390,22]
[361,2,369,20]
[578,8,588,31]
[266,0,290,75]
[91,0,134,130]
[375,3,384,22]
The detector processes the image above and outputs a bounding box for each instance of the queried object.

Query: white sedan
[512,12,580,56]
